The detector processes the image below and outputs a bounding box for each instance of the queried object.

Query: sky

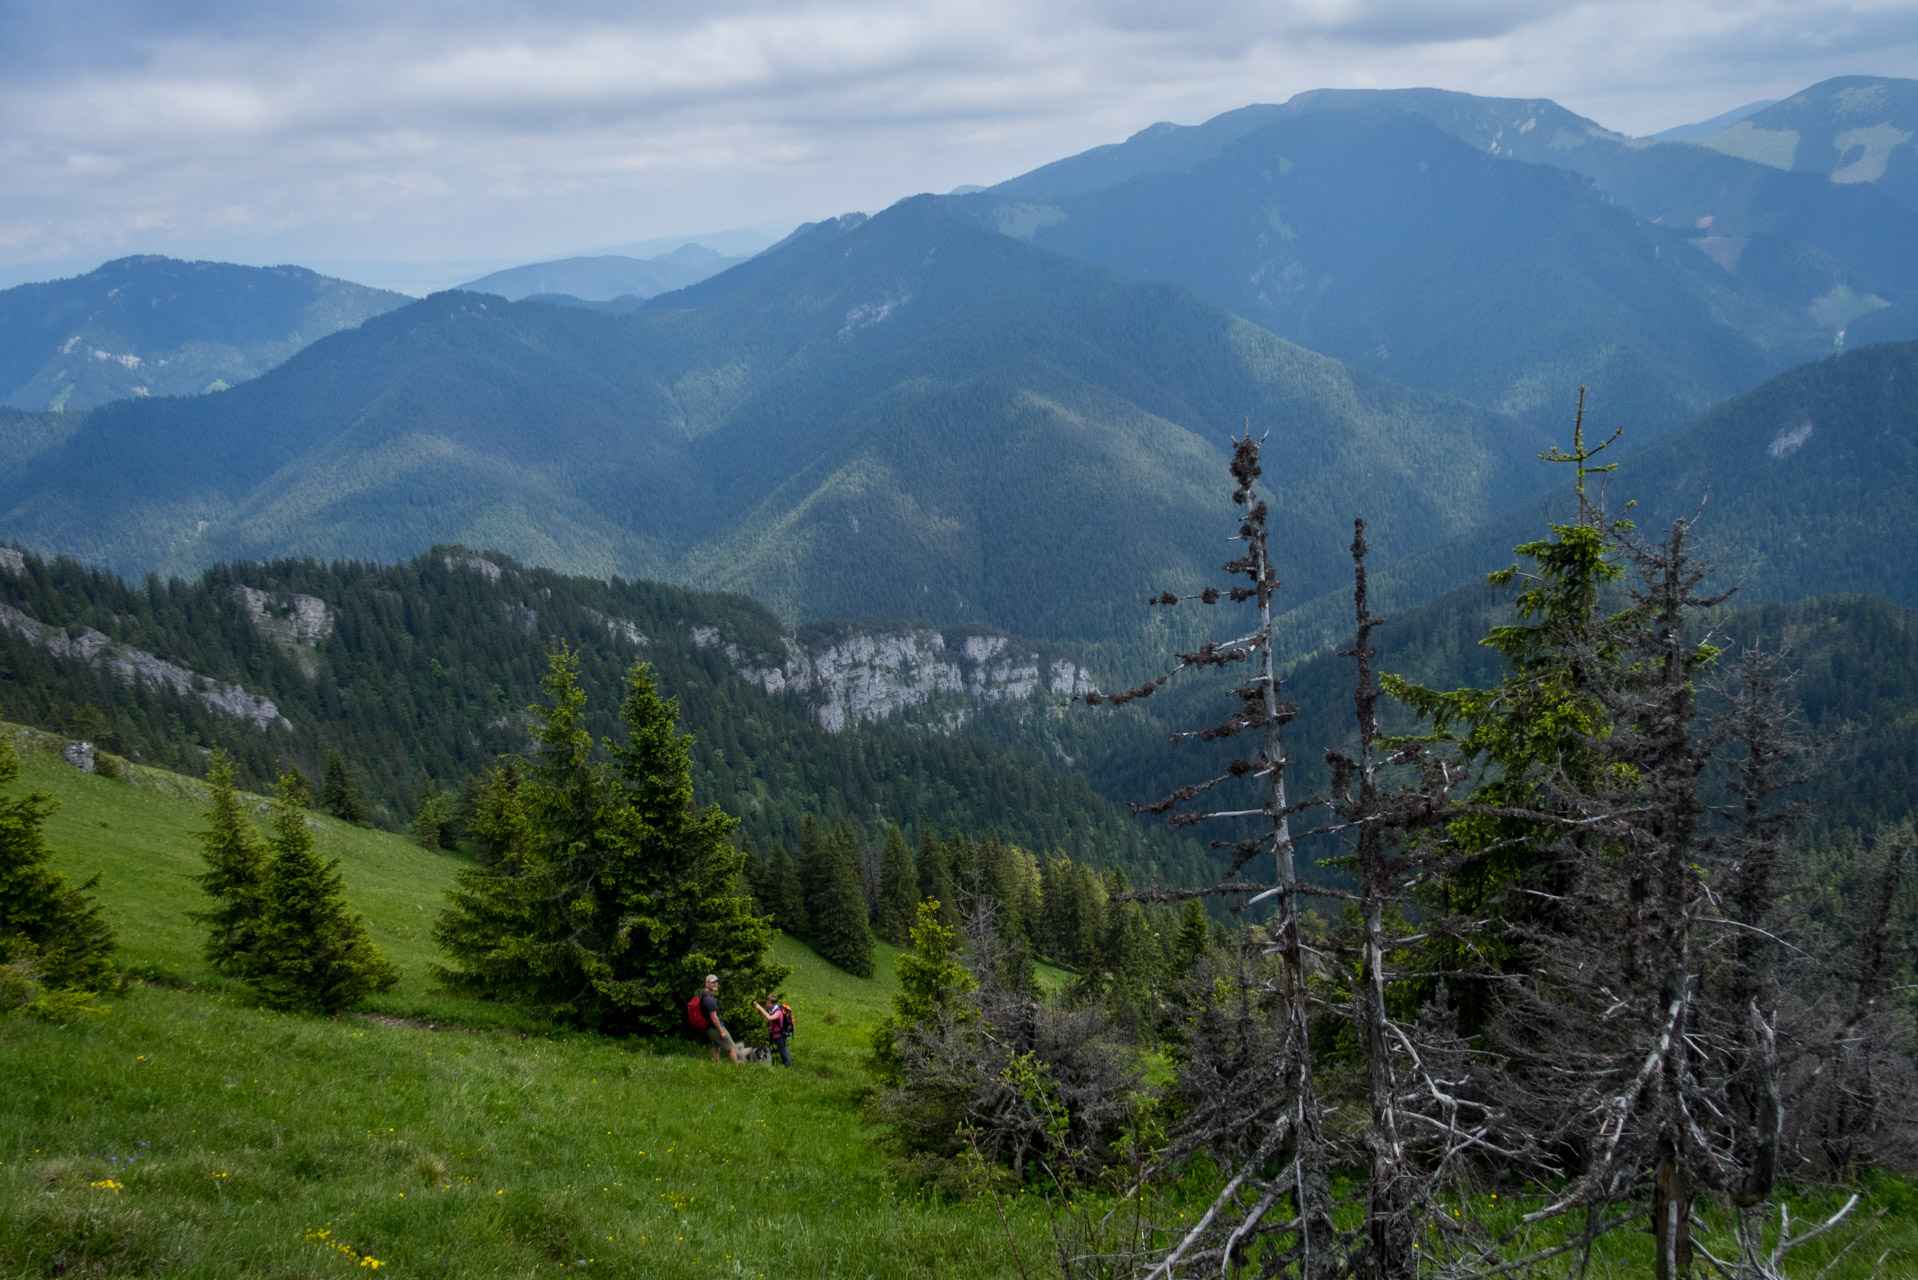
[3,0,1917,284]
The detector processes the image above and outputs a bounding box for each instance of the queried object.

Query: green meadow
[2,725,1912,1278]
[0,728,1062,1278]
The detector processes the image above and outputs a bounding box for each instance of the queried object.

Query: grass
[3,722,1913,1277]
[0,727,1061,1277]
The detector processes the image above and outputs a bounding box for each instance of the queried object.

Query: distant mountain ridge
[0,256,407,413]
[0,197,1550,651]
[457,244,751,302]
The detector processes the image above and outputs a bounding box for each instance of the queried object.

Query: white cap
[705,973,718,983]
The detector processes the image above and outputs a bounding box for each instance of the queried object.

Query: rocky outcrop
[0,547,23,577]
[0,601,292,731]
[235,586,334,647]
[443,552,502,581]
[588,609,648,647]
[691,623,1098,733]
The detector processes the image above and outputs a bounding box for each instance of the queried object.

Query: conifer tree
[435,651,785,1034]
[869,899,976,1086]
[320,749,366,825]
[189,750,268,977]
[875,823,918,947]
[916,830,957,927]
[248,774,398,1014]
[464,761,531,866]
[795,813,831,932]
[809,822,875,977]
[0,739,115,1006]
[594,661,787,1034]
[763,842,808,936]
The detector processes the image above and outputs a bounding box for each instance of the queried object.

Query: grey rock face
[234,585,335,646]
[0,601,292,731]
[691,622,1098,732]
[62,740,95,772]
[443,553,502,582]
[0,547,23,577]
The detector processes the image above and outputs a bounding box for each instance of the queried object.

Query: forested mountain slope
[0,256,407,412]
[1269,338,1918,652]
[0,198,1549,648]
[962,107,1843,432]
[974,81,1918,424]
[0,544,1207,886]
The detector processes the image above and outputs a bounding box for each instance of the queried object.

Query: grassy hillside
[4,724,1912,1277]
[0,725,1065,1278]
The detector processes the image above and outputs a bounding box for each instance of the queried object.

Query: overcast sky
[4,0,1916,281]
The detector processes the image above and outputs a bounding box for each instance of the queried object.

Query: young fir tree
[248,774,397,1014]
[869,899,977,1086]
[0,739,116,1005]
[874,823,919,947]
[809,822,875,977]
[320,749,366,825]
[595,660,787,1035]
[436,651,785,1034]
[189,750,268,977]
[464,761,531,866]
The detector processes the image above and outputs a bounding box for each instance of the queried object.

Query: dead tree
[1088,429,1338,1277]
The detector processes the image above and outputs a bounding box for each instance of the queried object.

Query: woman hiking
[754,993,794,1067]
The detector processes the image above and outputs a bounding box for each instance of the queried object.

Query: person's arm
[753,1001,771,1020]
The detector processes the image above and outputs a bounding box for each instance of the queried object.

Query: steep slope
[1271,338,1918,652]
[0,198,1551,647]
[980,86,1918,412]
[0,544,1214,883]
[968,108,1811,431]
[1696,77,1918,207]
[0,256,407,412]
[457,246,749,302]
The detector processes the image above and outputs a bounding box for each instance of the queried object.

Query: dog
[743,1045,772,1065]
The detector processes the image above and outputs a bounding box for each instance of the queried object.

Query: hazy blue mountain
[1271,338,1918,654]
[963,107,1821,433]
[981,83,1918,403]
[1694,77,1918,204]
[0,256,407,412]
[457,245,750,302]
[1650,100,1780,143]
[0,197,1551,648]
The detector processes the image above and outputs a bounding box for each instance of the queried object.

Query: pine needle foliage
[0,738,115,1006]
[807,822,875,978]
[247,774,397,1014]
[875,824,918,947]
[434,648,786,1035]
[188,750,268,978]
[320,749,365,825]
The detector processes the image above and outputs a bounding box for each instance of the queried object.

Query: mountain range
[456,243,753,303]
[0,198,1548,649]
[0,256,407,413]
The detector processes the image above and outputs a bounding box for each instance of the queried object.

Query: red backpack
[686,993,709,1031]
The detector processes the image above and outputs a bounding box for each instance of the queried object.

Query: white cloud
[0,0,1913,270]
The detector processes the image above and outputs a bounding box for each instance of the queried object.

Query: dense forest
[0,543,1218,891]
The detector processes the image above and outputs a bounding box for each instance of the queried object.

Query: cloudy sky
[4,0,1916,283]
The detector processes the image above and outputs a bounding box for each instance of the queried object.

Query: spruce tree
[809,822,875,977]
[436,652,786,1034]
[869,899,976,1086]
[875,823,918,947]
[0,739,115,1003]
[917,831,957,928]
[464,761,530,866]
[766,842,808,936]
[189,750,268,977]
[795,813,831,933]
[320,749,366,825]
[248,774,398,1014]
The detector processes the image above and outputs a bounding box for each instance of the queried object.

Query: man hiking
[754,993,794,1067]
[688,973,739,1063]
